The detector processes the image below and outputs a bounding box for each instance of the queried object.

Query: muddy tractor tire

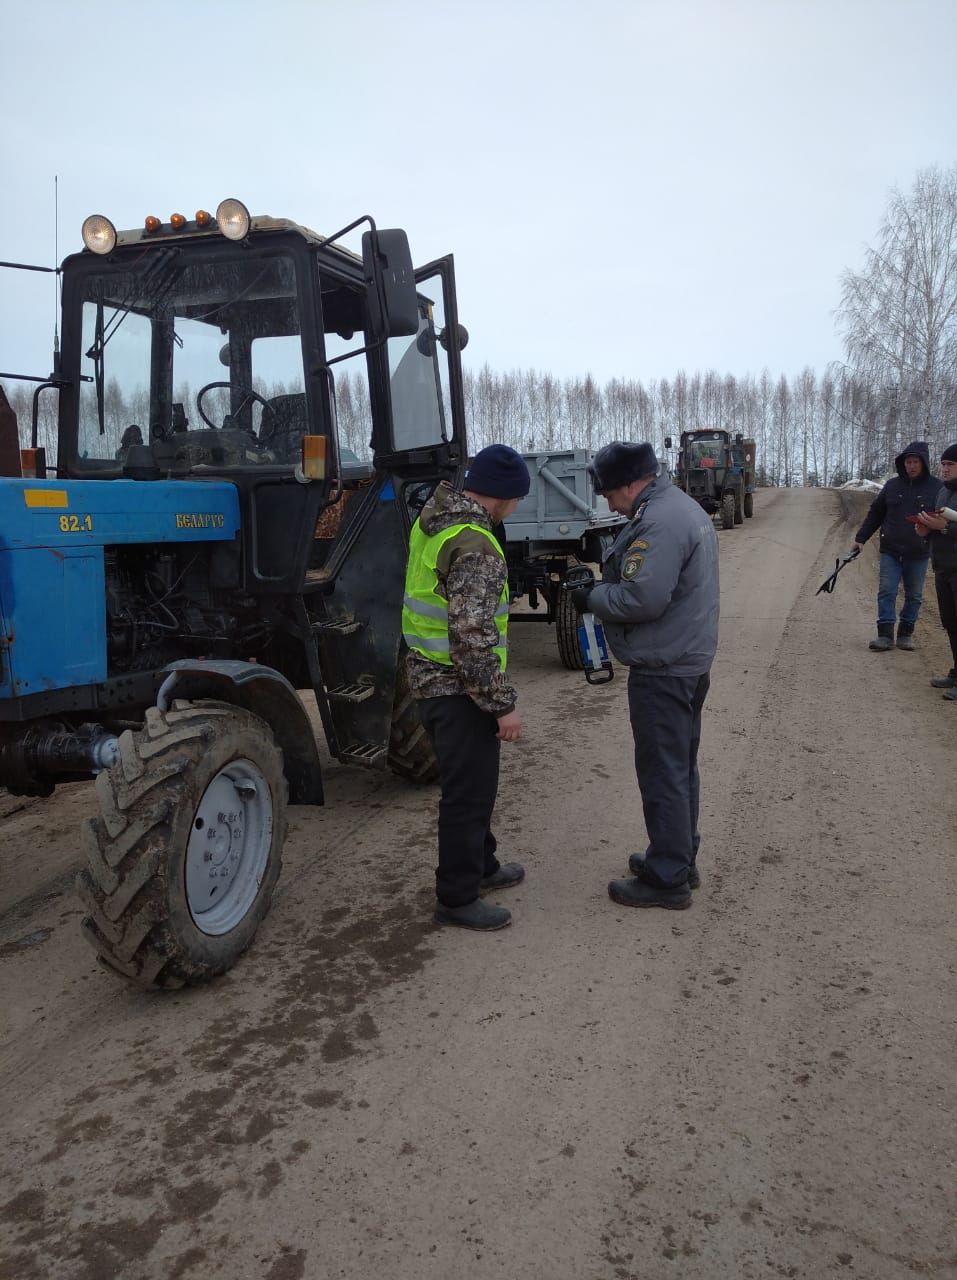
[744,491,754,518]
[556,579,586,671]
[734,491,744,524]
[388,649,439,783]
[721,491,736,530]
[77,700,287,990]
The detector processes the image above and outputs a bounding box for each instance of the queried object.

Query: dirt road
[1,488,954,1280]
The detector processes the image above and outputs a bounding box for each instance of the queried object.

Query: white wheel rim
[184,758,274,935]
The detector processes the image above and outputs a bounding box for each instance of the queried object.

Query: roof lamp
[81,214,117,255]
[195,209,211,226]
[216,198,250,241]
[145,215,161,233]
[170,212,186,229]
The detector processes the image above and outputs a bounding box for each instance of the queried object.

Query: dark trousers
[417,695,502,907]
[628,669,711,890]
[935,568,957,667]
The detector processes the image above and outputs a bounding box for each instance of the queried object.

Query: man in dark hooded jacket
[853,441,939,651]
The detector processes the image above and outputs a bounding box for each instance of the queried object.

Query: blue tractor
[665,428,756,529]
[0,199,469,988]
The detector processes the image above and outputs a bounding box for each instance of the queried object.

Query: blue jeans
[877,553,929,628]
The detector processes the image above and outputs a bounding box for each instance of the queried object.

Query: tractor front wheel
[77,700,287,990]
[721,492,736,529]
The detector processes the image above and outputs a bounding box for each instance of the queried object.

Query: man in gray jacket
[572,441,720,909]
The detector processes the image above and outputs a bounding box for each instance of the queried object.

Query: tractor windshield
[688,437,725,469]
[74,248,311,470]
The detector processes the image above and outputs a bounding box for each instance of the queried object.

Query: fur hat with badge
[588,441,659,494]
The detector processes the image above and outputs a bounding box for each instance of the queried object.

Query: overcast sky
[2,0,955,389]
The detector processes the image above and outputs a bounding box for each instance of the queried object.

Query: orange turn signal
[195,209,211,226]
[20,448,41,479]
[302,435,327,481]
[170,212,186,229]
[145,215,161,233]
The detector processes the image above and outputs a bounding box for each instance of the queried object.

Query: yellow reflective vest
[402,520,509,669]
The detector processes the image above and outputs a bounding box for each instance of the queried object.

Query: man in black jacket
[853,441,939,651]
[915,443,957,699]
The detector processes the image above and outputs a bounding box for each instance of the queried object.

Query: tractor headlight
[216,198,251,241]
[81,214,117,255]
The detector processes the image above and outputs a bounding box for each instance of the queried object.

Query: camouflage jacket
[405,482,518,717]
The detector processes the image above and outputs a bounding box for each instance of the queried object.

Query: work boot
[629,852,701,889]
[434,899,512,930]
[480,862,525,891]
[868,624,894,651]
[608,877,692,910]
[930,670,957,688]
[896,624,915,651]
[943,686,957,702]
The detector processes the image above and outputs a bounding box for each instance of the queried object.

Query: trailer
[502,448,627,668]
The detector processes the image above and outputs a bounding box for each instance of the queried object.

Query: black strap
[816,548,860,595]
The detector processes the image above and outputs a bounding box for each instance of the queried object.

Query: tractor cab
[42,200,467,591]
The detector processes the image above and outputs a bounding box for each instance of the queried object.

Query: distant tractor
[0,198,470,989]
[666,429,756,529]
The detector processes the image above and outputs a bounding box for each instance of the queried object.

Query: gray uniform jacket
[928,482,957,573]
[588,472,720,675]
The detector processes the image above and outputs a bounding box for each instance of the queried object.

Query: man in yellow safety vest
[402,444,531,930]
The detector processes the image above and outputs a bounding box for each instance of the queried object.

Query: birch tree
[837,165,957,443]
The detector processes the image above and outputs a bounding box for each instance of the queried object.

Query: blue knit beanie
[464,445,531,499]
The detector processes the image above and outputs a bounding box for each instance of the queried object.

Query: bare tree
[838,165,957,443]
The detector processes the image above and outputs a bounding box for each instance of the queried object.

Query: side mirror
[664,436,673,450]
[439,323,469,353]
[362,228,419,339]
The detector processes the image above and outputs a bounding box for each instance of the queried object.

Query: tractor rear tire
[77,700,287,990]
[744,491,754,518]
[721,492,735,530]
[388,650,439,783]
[556,579,586,670]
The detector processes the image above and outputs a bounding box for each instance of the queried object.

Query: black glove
[570,586,594,614]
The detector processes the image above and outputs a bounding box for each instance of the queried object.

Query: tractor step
[339,741,388,768]
[313,615,362,636]
[326,682,375,704]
